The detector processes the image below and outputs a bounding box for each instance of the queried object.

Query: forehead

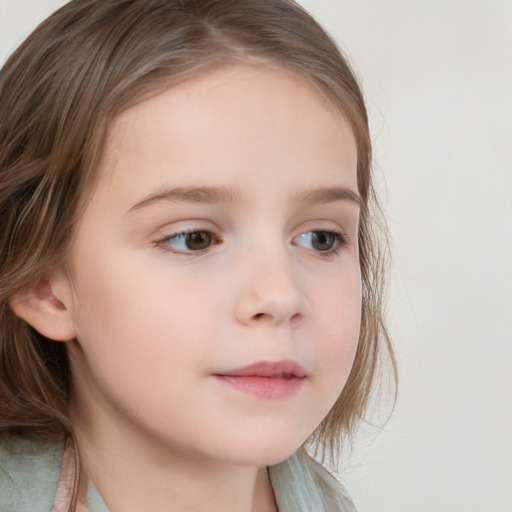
[91,64,357,206]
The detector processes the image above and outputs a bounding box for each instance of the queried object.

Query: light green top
[0,437,356,512]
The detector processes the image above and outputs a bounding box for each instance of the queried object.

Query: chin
[218,433,308,468]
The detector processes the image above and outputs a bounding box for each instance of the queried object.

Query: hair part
[0,0,396,472]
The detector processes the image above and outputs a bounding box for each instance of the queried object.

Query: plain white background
[1,1,511,511]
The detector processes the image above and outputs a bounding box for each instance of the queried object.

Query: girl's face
[61,65,361,467]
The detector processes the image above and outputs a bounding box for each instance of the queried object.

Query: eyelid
[292,229,349,255]
[153,225,222,256]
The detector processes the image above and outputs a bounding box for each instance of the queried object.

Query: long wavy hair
[0,0,396,507]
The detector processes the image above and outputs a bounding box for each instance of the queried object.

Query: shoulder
[269,449,357,512]
[0,436,64,512]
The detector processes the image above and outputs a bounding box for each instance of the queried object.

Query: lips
[213,360,307,399]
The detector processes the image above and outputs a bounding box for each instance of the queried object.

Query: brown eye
[184,231,213,250]
[161,230,215,253]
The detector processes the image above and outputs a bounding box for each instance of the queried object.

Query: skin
[16,65,361,511]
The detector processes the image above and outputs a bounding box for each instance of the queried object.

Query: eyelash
[155,229,221,256]
[154,229,349,258]
[294,231,349,259]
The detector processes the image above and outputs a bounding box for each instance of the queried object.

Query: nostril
[290,313,303,324]
[251,312,303,325]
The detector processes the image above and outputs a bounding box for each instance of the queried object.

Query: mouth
[212,360,307,400]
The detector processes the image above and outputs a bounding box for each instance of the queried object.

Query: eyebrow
[127,184,361,214]
[127,186,240,213]
[293,186,362,208]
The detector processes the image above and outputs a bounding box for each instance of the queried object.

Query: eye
[157,230,216,254]
[293,230,347,254]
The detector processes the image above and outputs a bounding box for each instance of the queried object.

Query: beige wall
[1,1,511,511]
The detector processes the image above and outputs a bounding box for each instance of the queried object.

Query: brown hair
[0,0,395,474]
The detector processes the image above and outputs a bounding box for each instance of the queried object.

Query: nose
[234,252,309,328]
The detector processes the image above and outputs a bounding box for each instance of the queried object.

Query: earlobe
[9,276,77,342]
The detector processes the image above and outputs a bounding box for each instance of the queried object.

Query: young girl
[0,1,395,511]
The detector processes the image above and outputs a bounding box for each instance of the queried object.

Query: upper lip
[214,360,307,378]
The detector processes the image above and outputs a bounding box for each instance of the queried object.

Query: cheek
[72,273,212,364]
[67,253,183,379]
[313,265,362,385]
[68,273,218,431]
[67,250,217,394]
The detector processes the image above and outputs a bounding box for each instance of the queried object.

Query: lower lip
[213,375,305,399]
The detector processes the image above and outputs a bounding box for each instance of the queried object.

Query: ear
[9,273,77,342]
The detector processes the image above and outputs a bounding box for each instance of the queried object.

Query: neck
[71,412,277,512]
